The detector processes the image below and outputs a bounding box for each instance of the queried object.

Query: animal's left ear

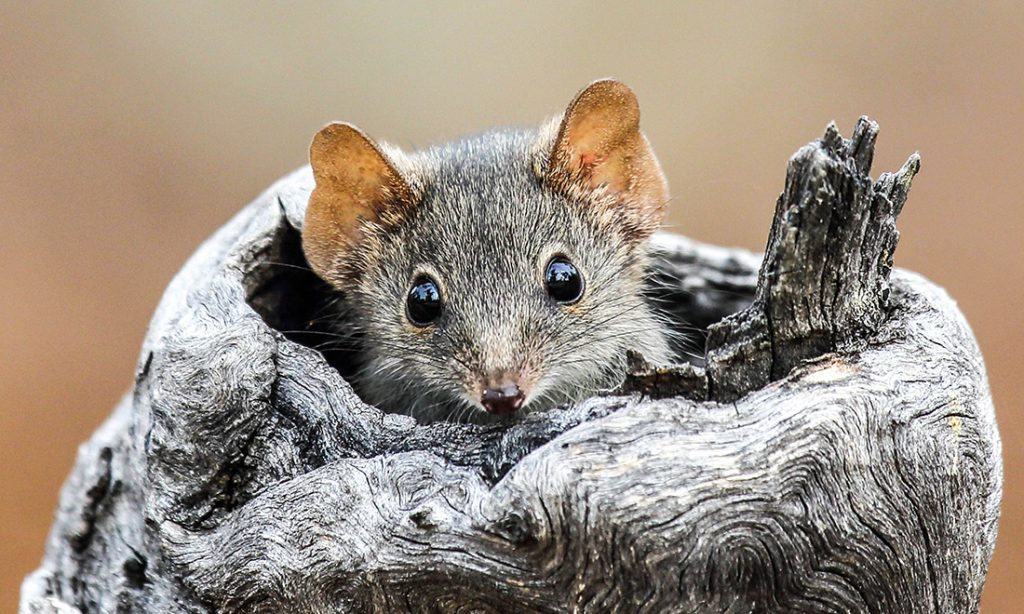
[547,79,669,241]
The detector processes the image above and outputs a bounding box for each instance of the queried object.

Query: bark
[22,119,1001,613]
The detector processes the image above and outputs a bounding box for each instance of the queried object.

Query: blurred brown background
[2,2,1021,610]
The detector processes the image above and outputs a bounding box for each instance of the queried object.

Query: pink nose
[481,384,524,415]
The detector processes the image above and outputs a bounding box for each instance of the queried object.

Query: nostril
[481,385,524,415]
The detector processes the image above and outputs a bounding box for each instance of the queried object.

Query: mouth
[460,389,532,419]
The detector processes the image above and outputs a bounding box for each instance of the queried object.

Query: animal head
[303,79,672,422]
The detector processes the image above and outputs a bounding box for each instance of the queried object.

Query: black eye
[544,257,584,304]
[406,276,442,326]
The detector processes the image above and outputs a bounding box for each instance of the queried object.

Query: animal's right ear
[303,122,414,283]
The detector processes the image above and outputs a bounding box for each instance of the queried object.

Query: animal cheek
[447,352,481,389]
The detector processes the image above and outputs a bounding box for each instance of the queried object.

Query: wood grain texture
[21,121,1001,613]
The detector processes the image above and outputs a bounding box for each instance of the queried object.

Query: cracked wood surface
[22,120,1001,613]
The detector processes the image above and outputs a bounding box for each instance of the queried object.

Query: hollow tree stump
[22,119,1001,613]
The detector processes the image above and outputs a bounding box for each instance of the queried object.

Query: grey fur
[331,128,673,422]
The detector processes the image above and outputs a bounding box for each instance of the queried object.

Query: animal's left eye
[544,256,584,304]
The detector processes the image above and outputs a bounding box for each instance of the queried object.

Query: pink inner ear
[578,152,599,168]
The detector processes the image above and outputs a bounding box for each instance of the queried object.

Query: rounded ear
[303,122,414,284]
[547,79,669,241]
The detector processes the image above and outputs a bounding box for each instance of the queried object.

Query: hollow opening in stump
[243,220,366,383]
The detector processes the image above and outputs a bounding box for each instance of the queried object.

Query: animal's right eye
[406,276,442,326]
[544,256,585,305]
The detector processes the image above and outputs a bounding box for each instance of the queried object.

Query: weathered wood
[22,121,1001,614]
[704,118,921,402]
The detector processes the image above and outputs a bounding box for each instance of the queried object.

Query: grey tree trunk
[22,118,1002,613]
